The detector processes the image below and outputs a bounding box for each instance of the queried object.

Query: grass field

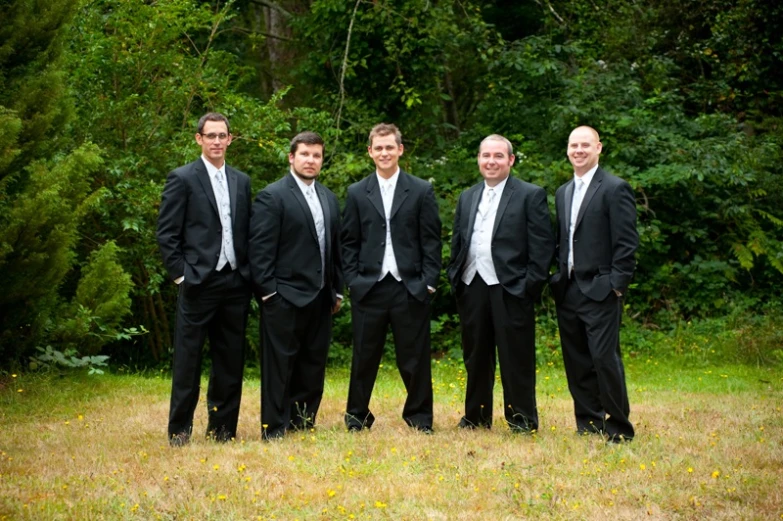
[1,357,781,520]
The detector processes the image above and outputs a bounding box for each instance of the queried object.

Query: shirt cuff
[427,285,436,293]
[175,276,184,285]
[336,293,343,300]
[262,291,277,301]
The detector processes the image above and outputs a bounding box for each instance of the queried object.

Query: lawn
[1,357,781,520]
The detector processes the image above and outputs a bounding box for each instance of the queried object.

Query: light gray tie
[213,169,236,270]
[306,186,326,286]
[479,188,495,219]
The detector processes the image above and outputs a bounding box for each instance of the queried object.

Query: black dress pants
[169,269,250,442]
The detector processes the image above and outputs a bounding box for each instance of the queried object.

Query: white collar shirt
[376,169,402,282]
[202,155,235,271]
[568,164,599,273]
[462,177,508,286]
[291,171,326,287]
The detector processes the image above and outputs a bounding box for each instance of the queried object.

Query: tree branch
[533,0,565,25]
[249,0,292,19]
[335,0,362,141]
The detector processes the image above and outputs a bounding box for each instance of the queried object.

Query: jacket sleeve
[446,191,464,289]
[609,180,639,292]
[249,188,281,297]
[525,186,555,299]
[419,182,443,289]
[340,189,361,288]
[156,170,187,281]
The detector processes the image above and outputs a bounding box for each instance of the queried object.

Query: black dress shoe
[606,433,633,444]
[413,425,434,435]
[169,433,191,447]
[458,417,491,430]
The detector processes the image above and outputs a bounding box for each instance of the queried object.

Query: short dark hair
[197,112,231,134]
[368,123,402,146]
[290,131,325,155]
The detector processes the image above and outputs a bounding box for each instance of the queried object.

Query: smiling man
[447,134,553,432]
[249,131,344,440]
[550,125,639,443]
[341,123,442,433]
[157,112,252,446]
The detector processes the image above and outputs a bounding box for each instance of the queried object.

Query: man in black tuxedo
[550,126,639,443]
[157,112,252,445]
[342,123,442,433]
[249,132,343,440]
[447,135,553,432]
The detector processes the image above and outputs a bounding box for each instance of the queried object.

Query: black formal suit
[249,172,343,439]
[157,158,252,443]
[341,170,442,430]
[447,176,553,430]
[550,166,638,440]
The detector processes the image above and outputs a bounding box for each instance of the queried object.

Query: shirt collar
[574,164,599,187]
[290,170,316,195]
[376,169,400,190]
[201,155,225,177]
[483,176,509,198]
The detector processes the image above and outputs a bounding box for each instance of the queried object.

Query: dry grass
[1,358,781,520]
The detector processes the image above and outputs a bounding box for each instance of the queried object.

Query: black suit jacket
[550,167,638,303]
[157,158,252,284]
[249,173,344,308]
[341,169,442,302]
[447,176,554,300]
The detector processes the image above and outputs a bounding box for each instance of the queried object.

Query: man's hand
[332,297,343,314]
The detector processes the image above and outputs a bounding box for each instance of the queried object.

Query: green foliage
[0,144,104,364]
[51,241,135,355]
[32,345,110,375]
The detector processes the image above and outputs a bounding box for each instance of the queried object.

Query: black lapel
[286,173,319,243]
[389,170,410,220]
[365,174,386,219]
[575,168,603,230]
[194,159,219,216]
[492,178,513,239]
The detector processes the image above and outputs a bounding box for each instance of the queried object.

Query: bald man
[550,126,639,443]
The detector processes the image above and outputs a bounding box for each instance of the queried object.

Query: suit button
[382,223,386,228]
[377,261,382,265]
[317,268,322,273]
[381,242,385,246]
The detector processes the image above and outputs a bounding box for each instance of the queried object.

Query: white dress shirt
[291,172,326,288]
[462,177,508,285]
[568,164,598,274]
[377,170,402,282]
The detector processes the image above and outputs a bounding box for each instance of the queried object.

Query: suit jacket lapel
[286,173,319,243]
[492,179,513,238]
[390,171,410,220]
[226,165,238,221]
[563,180,574,237]
[194,160,219,216]
[575,168,603,230]
[316,183,331,260]
[365,174,386,219]
[466,185,482,244]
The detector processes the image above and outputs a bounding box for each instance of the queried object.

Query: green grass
[1,358,782,520]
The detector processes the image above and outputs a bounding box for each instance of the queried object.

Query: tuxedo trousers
[260,289,332,439]
[169,268,250,442]
[345,276,433,430]
[456,276,538,431]
[556,277,634,439]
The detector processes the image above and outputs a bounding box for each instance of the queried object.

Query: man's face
[289,143,324,182]
[368,134,403,177]
[195,120,232,167]
[567,127,602,176]
[478,140,514,187]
